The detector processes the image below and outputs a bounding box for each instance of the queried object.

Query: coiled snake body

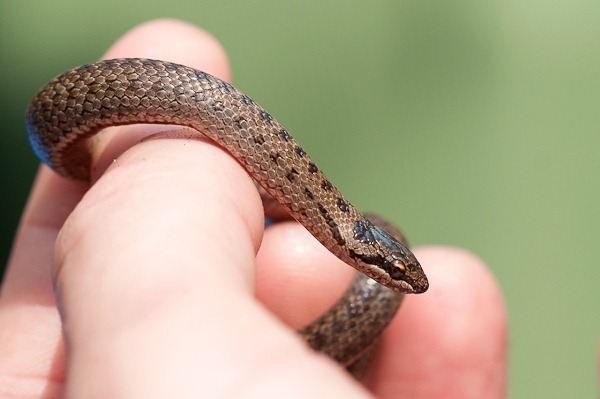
[26,58,428,374]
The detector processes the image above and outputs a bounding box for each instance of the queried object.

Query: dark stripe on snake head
[348,250,405,279]
[353,220,377,244]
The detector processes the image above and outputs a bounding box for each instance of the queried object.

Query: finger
[0,169,84,397]
[256,221,355,329]
[368,247,508,399]
[50,20,370,398]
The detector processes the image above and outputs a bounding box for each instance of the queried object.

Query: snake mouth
[411,275,429,293]
[393,272,429,294]
[404,261,429,294]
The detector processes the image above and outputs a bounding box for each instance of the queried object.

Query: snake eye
[387,259,407,279]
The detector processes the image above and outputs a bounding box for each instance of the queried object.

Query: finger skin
[256,221,355,329]
[368,247,508,399]
[0,170,83,398]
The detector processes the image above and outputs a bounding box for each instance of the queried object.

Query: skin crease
[0,18,519,398]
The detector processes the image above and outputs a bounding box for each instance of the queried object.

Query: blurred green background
[1,0,598,397]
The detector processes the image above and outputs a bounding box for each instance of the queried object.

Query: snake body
[26,58,428,371]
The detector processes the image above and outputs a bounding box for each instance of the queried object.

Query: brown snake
[26,58,428,374]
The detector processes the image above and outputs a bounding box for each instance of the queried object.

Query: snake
[25,58,429,375]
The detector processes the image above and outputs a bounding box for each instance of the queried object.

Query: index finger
[0,19,238,397]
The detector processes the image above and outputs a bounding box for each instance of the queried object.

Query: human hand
[0,19,508,398]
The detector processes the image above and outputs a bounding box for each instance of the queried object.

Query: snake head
[351,219,429,294]
[381,254,429,294]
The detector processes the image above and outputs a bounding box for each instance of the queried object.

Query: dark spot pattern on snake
[194,70,209,81]
[286,167,299,182]
[234,116,246,128]
[270,152,283,164]
[321,180,334,191]
[278,129,290,141]
[260,111,273,124]
[239,95,253,105]
[336,197,349,213]
[293,146,306,158]
[219,81,233,92]
[317,203,345,246]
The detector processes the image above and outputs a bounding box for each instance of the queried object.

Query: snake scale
[25,58,428,374]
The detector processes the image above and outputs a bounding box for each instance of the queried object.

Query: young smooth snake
[25,58,429,375]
